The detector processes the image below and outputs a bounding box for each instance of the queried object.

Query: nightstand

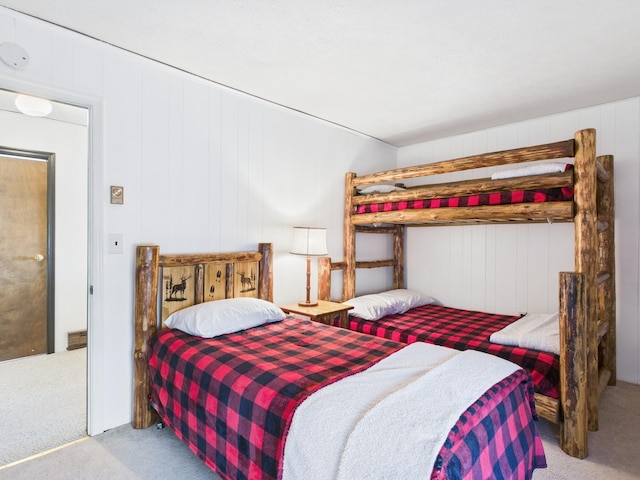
[280,300,354,329]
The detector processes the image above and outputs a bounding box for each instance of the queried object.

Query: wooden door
[0,154,50,362]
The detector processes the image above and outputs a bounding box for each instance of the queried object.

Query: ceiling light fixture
[14,94,53,117]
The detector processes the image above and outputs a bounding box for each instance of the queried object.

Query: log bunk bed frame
[318,128,616,459]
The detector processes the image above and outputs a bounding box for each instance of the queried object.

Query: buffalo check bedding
[149,316,546,479]
[355,186,574,215]
[333,303,561,399]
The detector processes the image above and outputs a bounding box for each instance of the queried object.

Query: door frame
[0,146,55,354]
[1,77,106,436]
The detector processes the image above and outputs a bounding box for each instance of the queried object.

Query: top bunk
[347,128,609,227]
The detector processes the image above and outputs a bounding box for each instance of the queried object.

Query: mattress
[335,303,560,398]
[355,186,574,215]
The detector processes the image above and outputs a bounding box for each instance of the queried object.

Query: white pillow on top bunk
[165,297,286,338]
[345,289,435,321]
[357,184,406,195]
[490,162,570,180]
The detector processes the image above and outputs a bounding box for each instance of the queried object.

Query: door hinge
[89,285,94,295]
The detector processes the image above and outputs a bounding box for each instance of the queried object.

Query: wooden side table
[280,300,354,329]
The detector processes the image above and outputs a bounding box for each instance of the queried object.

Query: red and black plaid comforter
[334,304,560,398]
[150,316,546,479]
[432,369,546,479]
[355,187,574,214]
[149,318,402,480]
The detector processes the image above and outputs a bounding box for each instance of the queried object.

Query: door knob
[33,254,45,262]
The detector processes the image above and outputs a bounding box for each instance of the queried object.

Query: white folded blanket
[491,162,569,180]
[337,349,518,480]
[490,312,560,355]
[282,343,519,480]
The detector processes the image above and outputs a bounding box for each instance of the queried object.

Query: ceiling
[2,1,639,146]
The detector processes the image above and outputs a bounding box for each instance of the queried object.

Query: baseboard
[67,329,87,350]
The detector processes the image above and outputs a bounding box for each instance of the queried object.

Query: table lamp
[290,226,328,307]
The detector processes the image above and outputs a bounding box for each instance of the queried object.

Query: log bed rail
[318,128,616,459]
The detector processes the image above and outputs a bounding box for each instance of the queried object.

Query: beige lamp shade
[290,227,328,256]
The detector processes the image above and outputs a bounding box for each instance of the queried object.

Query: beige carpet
[534,380,640,480]
[0,348,87,465]
[0,379,638,479]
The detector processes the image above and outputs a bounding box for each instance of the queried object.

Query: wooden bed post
[259,242,274,302]
[393,225,405,289]
[559,272,588,459]
[572,128,599,431]
[596,155,616,385]
[318,256,332,301]
[133,245,160,429]
[344,172,357,301]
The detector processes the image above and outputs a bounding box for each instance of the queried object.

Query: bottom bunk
[319,263,610,459]
[330,301,560,399]
[133,243,547,479]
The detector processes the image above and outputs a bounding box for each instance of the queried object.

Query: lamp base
[298,300,318,307]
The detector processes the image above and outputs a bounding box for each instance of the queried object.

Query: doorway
[0,149,54,362]
[0,88,90,463]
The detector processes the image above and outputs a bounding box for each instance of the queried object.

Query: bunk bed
[318,128,616,459]
[132,243,546,479]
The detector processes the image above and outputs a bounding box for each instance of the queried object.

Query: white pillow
[345,289,434,321]
[491,162,569,180]
[344,293,397,320]
[165,297,286,338]
[383,289,435,312]
[357,184,406,194]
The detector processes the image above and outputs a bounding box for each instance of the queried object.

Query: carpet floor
[0,348,86,466]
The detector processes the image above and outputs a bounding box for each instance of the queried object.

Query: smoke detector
[0,42,29,69]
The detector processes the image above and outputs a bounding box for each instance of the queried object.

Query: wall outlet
[108,233,124,254]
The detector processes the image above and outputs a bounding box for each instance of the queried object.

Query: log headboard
[132,242,273,428]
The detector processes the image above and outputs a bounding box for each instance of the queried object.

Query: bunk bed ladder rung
[598,368,612,395]
[596,220,608,232]
[596,320,609,343]
[596,272,610,285]
[596,160,610,183]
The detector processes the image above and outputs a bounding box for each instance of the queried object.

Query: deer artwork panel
[161,266,196,321]
[233,262,259,298]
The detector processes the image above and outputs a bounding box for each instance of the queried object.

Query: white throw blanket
[282,343,519,480]
[490,312,560,355]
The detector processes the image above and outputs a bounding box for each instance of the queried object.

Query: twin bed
[317,127,616,459]
[133,243,546,479]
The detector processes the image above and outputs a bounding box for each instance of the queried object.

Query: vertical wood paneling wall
[399,101,640,385]
[0,7,396,433]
